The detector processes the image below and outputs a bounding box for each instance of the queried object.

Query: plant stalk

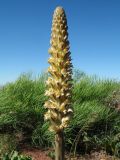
[55,131,64,160]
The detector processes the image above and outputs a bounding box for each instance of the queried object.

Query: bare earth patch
[22,148,119,160]
[22,148,51,160]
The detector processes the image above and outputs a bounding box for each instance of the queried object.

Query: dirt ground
[22,148,51,160]
[22,148,119,160]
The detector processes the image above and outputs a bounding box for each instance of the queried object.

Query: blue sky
[0,0,120,85]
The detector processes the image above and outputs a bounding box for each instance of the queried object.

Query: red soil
[22,148,118,160]
[22,148,51,160]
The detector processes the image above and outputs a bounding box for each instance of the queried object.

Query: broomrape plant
[44,7,73,160]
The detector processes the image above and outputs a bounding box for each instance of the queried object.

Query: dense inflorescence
[44,7,73,132]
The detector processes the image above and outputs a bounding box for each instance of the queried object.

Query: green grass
[0,71,120,157]
[0,73,46,132]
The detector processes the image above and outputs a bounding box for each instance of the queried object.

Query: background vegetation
[0,70,120,158]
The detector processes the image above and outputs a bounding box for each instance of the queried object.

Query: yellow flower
[44,6,73,132]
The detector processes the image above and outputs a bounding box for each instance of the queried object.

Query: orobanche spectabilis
[44,6,73,132]
[44,6,73,160]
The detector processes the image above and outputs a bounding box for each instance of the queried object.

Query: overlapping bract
[44,7,73,132]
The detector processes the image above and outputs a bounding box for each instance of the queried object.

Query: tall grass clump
[0,73,47,142]
[66,72,120,157]
[0,70,120,157]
